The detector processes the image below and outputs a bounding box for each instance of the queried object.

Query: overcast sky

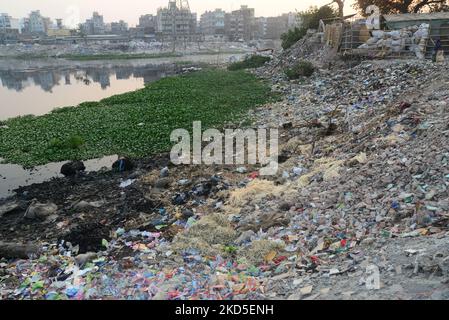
[1,0,357,27]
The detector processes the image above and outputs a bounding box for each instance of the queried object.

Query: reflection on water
[0,64,176,198]
[0,155,119,199]
[0,64,175,120]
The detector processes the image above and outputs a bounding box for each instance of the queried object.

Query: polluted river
[0,53,243,198]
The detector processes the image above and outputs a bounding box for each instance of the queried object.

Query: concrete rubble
[1,36,449,300]
[268,30,339,72]
[0,40,258,59]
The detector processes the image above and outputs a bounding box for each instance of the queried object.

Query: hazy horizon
[1,0,357,27]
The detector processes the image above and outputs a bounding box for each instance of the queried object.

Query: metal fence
[337,19,449,60]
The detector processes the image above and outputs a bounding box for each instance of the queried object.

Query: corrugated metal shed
[384,12,449,29]
[384,12,449,23]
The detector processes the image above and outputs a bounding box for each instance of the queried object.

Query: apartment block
[225,5,255,42]
[138,14,157,34]
[111,20,128,35]
[156,1,198,41]
[200,9,225,36]
[81,12,106,35]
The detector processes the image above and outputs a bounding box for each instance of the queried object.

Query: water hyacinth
[0,70,272,167]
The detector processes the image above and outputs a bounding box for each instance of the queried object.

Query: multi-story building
[156,1,198,41]
[104,23,112,34]
[10,18,20,31]
[138,14,157,34]
[258,13,300,40]
[285,12,300,29]
[265,16,287,39]
[225,5,255,42]
[0,13,20,42]
[200,9,225,36]
[254,17,267,39]
[0,13,12,31]
[28,10,47,34]
[81,12,105,35]
[111,20,128,35]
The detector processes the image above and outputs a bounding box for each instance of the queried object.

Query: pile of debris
[264,30,339,77]
[245,58,449,299]
[0,41,253,59]
[1,50,449,299]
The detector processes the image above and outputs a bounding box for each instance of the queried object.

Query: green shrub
[285,61,315,79]
[48,135,85,151]
[280,5,338,50]
[67,135,85,149]
[228,55,271,71]
[0,70,271,167]
[48,138,65,150]
[281,27,307,50]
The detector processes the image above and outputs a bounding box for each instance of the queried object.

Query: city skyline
[2,0,357,27]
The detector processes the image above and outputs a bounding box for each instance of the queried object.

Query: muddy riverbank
[0,52,246,71]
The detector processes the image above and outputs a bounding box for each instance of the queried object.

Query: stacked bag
[358,23,430,59]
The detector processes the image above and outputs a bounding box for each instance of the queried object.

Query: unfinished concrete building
[81,12,106,35]
[200,9,226,40]
[225,5,256,42]
[138,14,157,35]
[156,0,200,42]
[110,20,128,35]
[0,13,20,42]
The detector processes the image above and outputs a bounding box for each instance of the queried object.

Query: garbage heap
[246,58,449,299]
[0,57,449,300]
[269,30,339,74]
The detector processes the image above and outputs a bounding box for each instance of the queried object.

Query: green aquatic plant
[0,70,272,167]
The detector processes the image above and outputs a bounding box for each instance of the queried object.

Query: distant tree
[331,0,345,18]
[428,1,449,11]
[281,5,338,49]
[301,6,339,29]
[281,27,306,50]
[76,24,88,44]
[354,0,449,15]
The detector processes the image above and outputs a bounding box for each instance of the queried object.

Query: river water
[0,53,241,120]
[0,64,175,120]
[0,155,119,199]
[0,53,243,198]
